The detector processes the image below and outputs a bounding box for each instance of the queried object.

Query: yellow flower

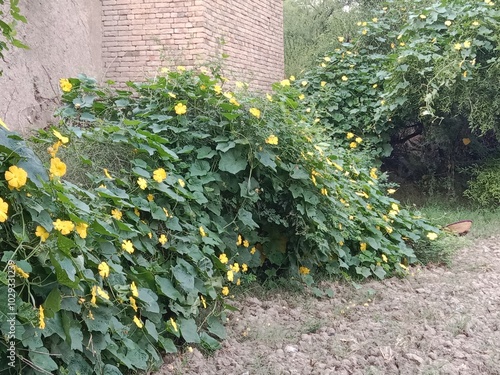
[320,81,327,87]
[199,226,207,237]
[463,40,471,48]
[133,315,143,328]
[229,97,240,107]
[399,263,408,270]
[174,102,187,115]
[219,253,228,264]
[227,270,234,282]
[249,107,261,118]
[265,134,278,145]
[454,43,462,50]
[76,222,88,239]
[463,138,471,145]
[90,286,97,304]
[338,36,344,42]
[159,234,168,245]
[39,306,46,329]
[147,194,154,202]
[372,17,378,22]
[53,129,69,144]
[13,265,29,279]
[170,317,178,332]
[311,174,317,186]
[355,137,362,143]
[235,81,244,88]
[160,67,169,73]
[301,80,308,86]
[0,198,9,223]
[242,263,248,272]
[53,219,75,235]
[153,168,167,183]
[381,254,388,263]
[341,75,348,82]
[200,295,207,308]
[266,93,273,101]
[242,239,249,248]
[349,142,357,149]
[134,207,140,217]
[321,63,326,68]
[360,242,367,251]
[177,65,186,71]
[168,92,176,98]
[59,78,72,92]
[391,43,395,49]
[289,75,296,81]
[250,247,257,255]
[385,226,393,234]
[427,232,438,240]
[231,263,240,273]
[362,29,368,35]
[391,203,400,212]
[321,188,328,196]
[35,225,49,242]
[298,94,305,100]
[130,281,139,297]
[96,286,109,300]
[137,178,147,190]
[98,262,110,278]
[370,168,378,179]
[103,168,113,179]
[50,158,67,178]
[372,84,378,88]
[280,79,290,87]
[5,165,28,189]
[444,20,452,26]
[178,178,186,188]
[419,14,426,19]
[148,232,153,239]
[214,85,222,94]
[235,234,242,246]
[463,71,467,78]
[111,209,123,220]
[472,21,480,26]
[387,188,396,194]
[122,240,135,254]
[221,286,229,296]
[299,266,310,275]
[346,132,355,139]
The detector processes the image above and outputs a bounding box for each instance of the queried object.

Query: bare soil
[158,236,500,375]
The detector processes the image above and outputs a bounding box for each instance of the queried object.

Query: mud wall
[0,0,102,134]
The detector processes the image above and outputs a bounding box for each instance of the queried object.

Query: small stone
[284,344,299,353]
[405,352,425,364]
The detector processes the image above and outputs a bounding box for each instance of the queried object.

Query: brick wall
[101,0,284,91]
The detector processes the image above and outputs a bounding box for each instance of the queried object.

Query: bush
[464,159,500,207]
[0,69,438,374]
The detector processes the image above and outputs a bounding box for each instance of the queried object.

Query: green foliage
[0,0,28,75]
[284,0,373,76]
[413,232,466,265]
[464,159,500,207]
[0,68,437,374]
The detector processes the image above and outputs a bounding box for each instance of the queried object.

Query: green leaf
[158,336,177,353]
[43,288,61,318]
[28,347,59,372]
[290,165,309,179]
[49,249,79,288]
[138,288,160,313]
[197,146,217,159]
[178,318,200,343]
[238,208,259,229]
[218,147,248,174]
[256,149,277,171]
[207,316,226,339]
[155,276,183,301]
[189,160,210,176]
[103,364,123,375]
[372,265,386,280]
[145,320,159,341]
[172,264,195,293]
[216,141,236,152]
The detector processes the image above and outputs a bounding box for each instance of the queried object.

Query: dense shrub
[464,159,500,206]
[0,69,438,374]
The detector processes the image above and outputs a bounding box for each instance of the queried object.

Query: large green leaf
[218,147,248,174]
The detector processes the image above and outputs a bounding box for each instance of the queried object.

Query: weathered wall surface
[0,0,283,133]
[0,0,102,134]
[103,0,284,91]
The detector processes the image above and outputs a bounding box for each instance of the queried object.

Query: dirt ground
[158,236,500,375]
